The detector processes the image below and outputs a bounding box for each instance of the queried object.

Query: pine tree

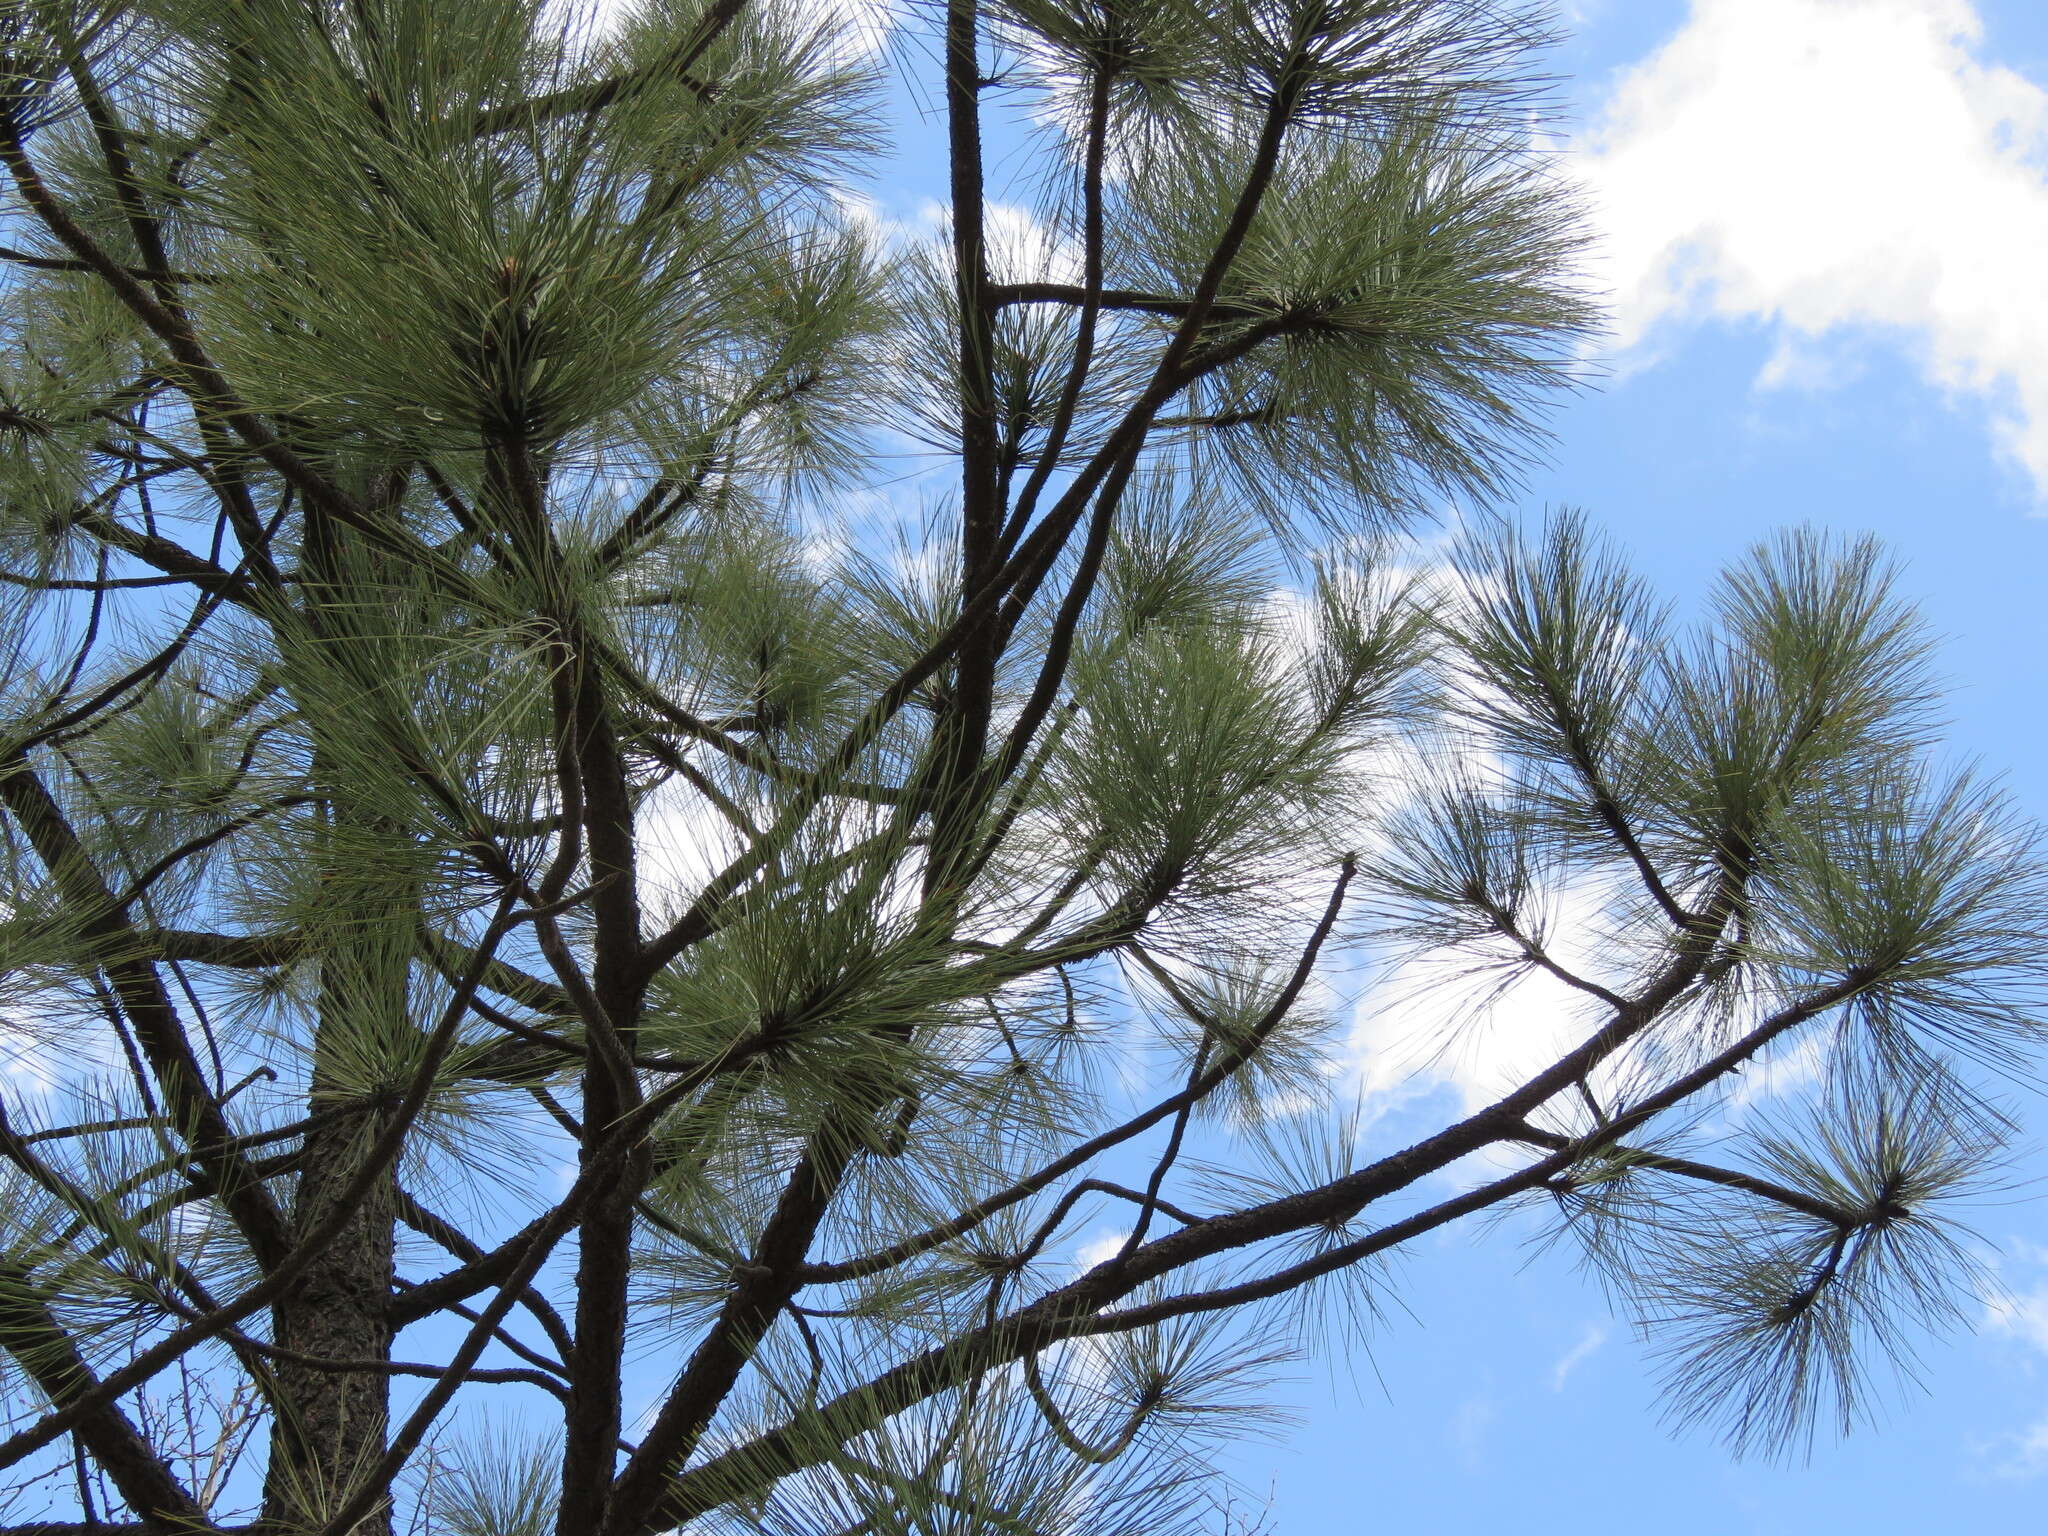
[0,2,2041,1533]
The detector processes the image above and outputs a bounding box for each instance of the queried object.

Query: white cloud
[818,0,897,62]
[1075,1227,1131,1270]
[1986,1241,2048,1357]
[1574,0,2048,495]
[1341,882,1613,1123]
[1978,1242,2048,1475]
[1988,1416,2048,1479]
[1988,1283,2048,1355]
[635,775,750,929]
[1451,1392,1497,1467]
[1550,1321,1608,1391]
[1726,1027,1828,1111]
[900,198,1083,284]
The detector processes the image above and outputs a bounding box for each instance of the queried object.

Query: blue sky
[1239,3,2048,1530]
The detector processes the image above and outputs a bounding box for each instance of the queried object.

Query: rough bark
[258,1001,398,1536]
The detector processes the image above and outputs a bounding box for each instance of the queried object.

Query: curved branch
[1020,1351,1145,1465]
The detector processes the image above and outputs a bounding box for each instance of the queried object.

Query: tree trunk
[260,992,398,1536]
[262,505,404,1536]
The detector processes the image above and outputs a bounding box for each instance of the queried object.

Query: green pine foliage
[0,2,2041,1533]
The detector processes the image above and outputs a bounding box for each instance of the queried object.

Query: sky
[1239,2,2048,1531]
